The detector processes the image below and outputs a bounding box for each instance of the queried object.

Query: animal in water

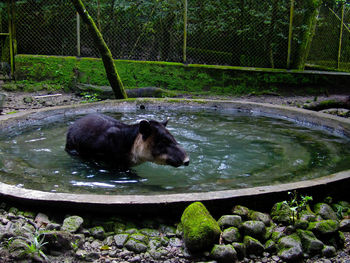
[65,113,190,169]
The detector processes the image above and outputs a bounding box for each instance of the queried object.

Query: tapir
[65,113,190,169]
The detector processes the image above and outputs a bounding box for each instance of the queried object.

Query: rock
[114,234,129,248]
[249,211,272,226]
[297,229,324,255]
[307,220,339,237]
[210,244,237,263]
[314,203,338,221]
[339,219,350,231]
[232,242,245,259]
[218,215,242,229]
[124,238,148,253]
[244,236,264,256]
[265,239,276,253]
[34,213,50,228]
[61,215,84,233]
[322,245,336,258]
[140,228,160,237]
[23,96,34,103]
[232,205,250,219]
[181,202,221,252]
[299,210,316,222]
[222,227,241,243]
[130,233,149,244]
[277,233,303,262]
[44,231,74,251]
[241,220,266,240]
[89,226,105,240]
[271,202,292,225]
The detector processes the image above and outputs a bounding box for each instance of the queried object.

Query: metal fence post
[338,2,344,69]
[183,0,188,64]
[287,0,295,69]
[77,12,81,57]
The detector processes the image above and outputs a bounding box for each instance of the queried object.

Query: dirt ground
[0,89,350,116]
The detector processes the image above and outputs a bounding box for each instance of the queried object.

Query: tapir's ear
[139,120,151,139]
[162,117,169,127]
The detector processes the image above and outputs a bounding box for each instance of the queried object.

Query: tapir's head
[131,119,190,167]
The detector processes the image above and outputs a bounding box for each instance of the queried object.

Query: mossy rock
[314,203,338,221]
[61,215,84,233]
[243,235,264,256]
[271,202,292,225]
[249,210,271,226]
[297,229,324,255]
[222,227,241,243]
[210,244,237,263]
[181,202,221,252]
[232,205,250,219]
[307,220,339,236]
[277,233,303,262]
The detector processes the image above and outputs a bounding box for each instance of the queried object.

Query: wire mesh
[0,0,348,70]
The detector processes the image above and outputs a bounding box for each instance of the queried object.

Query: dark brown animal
[65,113,189,169]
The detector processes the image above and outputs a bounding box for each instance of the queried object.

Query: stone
[277,233,303,262]
[89,226,105,240]
[307,220,339,237]
[140,228,160,237]
[125,238,148,253]
[322,245,336,258]
[218,215,242,229]
[241,220,266,240]
[271,202,292,225]
[244,236,264,256]
[222,227,241,243]
[297,229,324,255]
[129,233,149,244]
[61,215,84,233]
[232,205,250,219]
[210,244,237,263]
[232,242,245,260]
[314,203,338,221]
[339,219,350,232]
[299,210,316,222]
[249,211,271,226]
[114,234,129,248]
[181,202,221,252]
[264,240,276,253]
[34,213,50,228]
[44,231,74,251]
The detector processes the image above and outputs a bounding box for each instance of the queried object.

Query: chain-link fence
[308,3,350,71]
[0,0,348,71]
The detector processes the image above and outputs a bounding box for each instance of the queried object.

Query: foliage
[276,191,313,224]
[80,92,101,103]
[8,225,48,261]
[10,0,349,69]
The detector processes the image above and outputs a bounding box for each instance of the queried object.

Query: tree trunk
[70,0,127,99]
[292,0,321,70]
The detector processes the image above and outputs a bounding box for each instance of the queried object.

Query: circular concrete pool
[0,99,349,212]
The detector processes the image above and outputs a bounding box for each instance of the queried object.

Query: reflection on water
[0,109,350,195]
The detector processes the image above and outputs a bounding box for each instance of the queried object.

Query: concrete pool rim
[0,98,349,212]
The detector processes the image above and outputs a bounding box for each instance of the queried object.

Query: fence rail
[0,0,348,71]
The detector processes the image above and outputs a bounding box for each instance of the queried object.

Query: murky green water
[0,109,350,195]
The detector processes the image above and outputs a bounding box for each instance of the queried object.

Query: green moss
[307,220,339,235]
[181,202,221,252]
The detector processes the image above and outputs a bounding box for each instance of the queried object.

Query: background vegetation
[0,0,347,70]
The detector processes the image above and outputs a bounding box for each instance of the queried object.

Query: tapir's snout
[183,155,190,166]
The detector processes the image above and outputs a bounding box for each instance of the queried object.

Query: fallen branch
[303,96,350,111]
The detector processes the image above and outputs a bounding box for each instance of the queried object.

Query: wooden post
[77,12,81,57]
[183,0,188,64]
[338,2,345,69]
[287,0,295,69]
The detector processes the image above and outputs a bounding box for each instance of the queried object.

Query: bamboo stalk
[329,7,350,34]
[338,3,345,69]
[183,0,188,64]
[287,0,295,69]
[7,0,14,78]
[77,13,81,57]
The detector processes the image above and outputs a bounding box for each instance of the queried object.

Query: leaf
[100,245,111,251]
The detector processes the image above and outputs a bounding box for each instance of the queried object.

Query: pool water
[0,109,350,195]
